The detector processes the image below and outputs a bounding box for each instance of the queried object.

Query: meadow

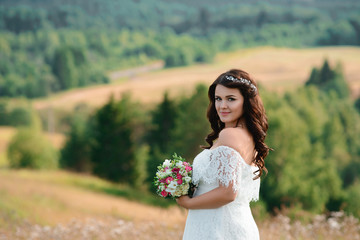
[0,170,359,240]
[1,46,360,239]
[32,46,360,110]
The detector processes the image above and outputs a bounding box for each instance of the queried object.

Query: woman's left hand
[176,195,191,209]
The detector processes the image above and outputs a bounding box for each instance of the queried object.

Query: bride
[176,69,270,240]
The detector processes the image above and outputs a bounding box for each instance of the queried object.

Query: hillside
[32,46,360,111]
[0,169,186,239]
[1,169,359,239]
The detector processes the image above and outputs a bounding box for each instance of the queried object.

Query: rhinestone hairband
[225,75,257,92]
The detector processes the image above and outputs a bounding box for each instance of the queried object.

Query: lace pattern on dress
[192,146,260,202]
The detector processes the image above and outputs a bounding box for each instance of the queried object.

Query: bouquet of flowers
[154,153,196,199]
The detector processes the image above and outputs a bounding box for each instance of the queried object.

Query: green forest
[1,0,360,221]
[1,0,360,98]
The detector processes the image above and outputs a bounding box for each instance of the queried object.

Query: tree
[345,181,360,218]
[9,107,33,127]
[90,94,138,184]
[60,114,92,172]
[305,60,350,99]
[349,17,360,45]
[170,84,209,161]
[146,92,178,154]
[262,98,342,213]
[7,128,58,169]
[52,46,78,90]
[198,8,210,35]
[145,92,179,189]
[355,97,360,112]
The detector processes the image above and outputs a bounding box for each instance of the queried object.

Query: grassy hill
[0,169,186,239]
[32,46,360,111]
[1,169,359,239]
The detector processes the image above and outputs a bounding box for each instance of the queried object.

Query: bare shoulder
[218,128,251,150]
[217,128,255,164]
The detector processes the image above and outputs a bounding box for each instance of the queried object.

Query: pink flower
[172,168,180,173]
[183,162,189,166]
[177,178,183,185]
[165,176,174,184]
[161,190,168,197]
[185,166,192,171]
[177,173,182,179]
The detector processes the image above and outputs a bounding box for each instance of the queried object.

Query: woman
[177,69,270,239]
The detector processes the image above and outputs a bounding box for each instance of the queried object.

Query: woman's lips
[220,112,230,116]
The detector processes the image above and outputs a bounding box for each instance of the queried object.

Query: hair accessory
[225,75,257,92]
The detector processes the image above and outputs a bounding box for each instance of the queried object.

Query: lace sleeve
[209,146,244,192]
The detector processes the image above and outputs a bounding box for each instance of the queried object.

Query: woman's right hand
[176,195,191,209]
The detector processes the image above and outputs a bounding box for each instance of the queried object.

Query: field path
[33,46,360,110]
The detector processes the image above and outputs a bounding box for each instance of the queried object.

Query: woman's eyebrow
[215,94,237,97]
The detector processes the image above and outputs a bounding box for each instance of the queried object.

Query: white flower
[174,187,183,197]
[179,168,187,176]
[176,161,183,168]
[165,168,172,175]
[182,184,190,195]
[156,171,167,179]
[184,176,191,183]
[163,159,171,167]
[165,181,178,194]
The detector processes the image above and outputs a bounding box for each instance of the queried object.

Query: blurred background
[0,0,360,239]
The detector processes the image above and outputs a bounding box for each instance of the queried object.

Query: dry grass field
[0,170,359,240]
[33,46,360,111]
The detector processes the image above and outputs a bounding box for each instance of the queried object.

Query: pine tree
[60,114,92,172]
[90,95,137,184]
[145,92,178,189]
[305,60,350,99]
[170,84,209,161]
[146,92,178,154]
[355,97,360,113]
[52,46,78,90]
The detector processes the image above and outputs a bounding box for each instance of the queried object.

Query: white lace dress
[182,146,260,240]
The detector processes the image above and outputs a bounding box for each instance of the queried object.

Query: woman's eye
[228,98,235,101]
[215,97,221,101]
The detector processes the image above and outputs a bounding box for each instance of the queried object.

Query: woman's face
[214,84,244,128]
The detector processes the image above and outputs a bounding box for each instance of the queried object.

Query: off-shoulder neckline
[207,145,257,168]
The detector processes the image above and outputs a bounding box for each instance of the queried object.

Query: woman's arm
[177,128,248,209]
[176,184,237,209]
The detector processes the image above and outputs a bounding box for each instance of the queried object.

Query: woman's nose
[220,101,228,108]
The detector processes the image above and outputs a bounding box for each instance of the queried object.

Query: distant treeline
[6,60,360,218]
[0,29,214,98]
[1,0,360,98]
[1,0,359,46]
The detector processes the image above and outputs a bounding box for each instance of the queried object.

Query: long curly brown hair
[204,69,270,178]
